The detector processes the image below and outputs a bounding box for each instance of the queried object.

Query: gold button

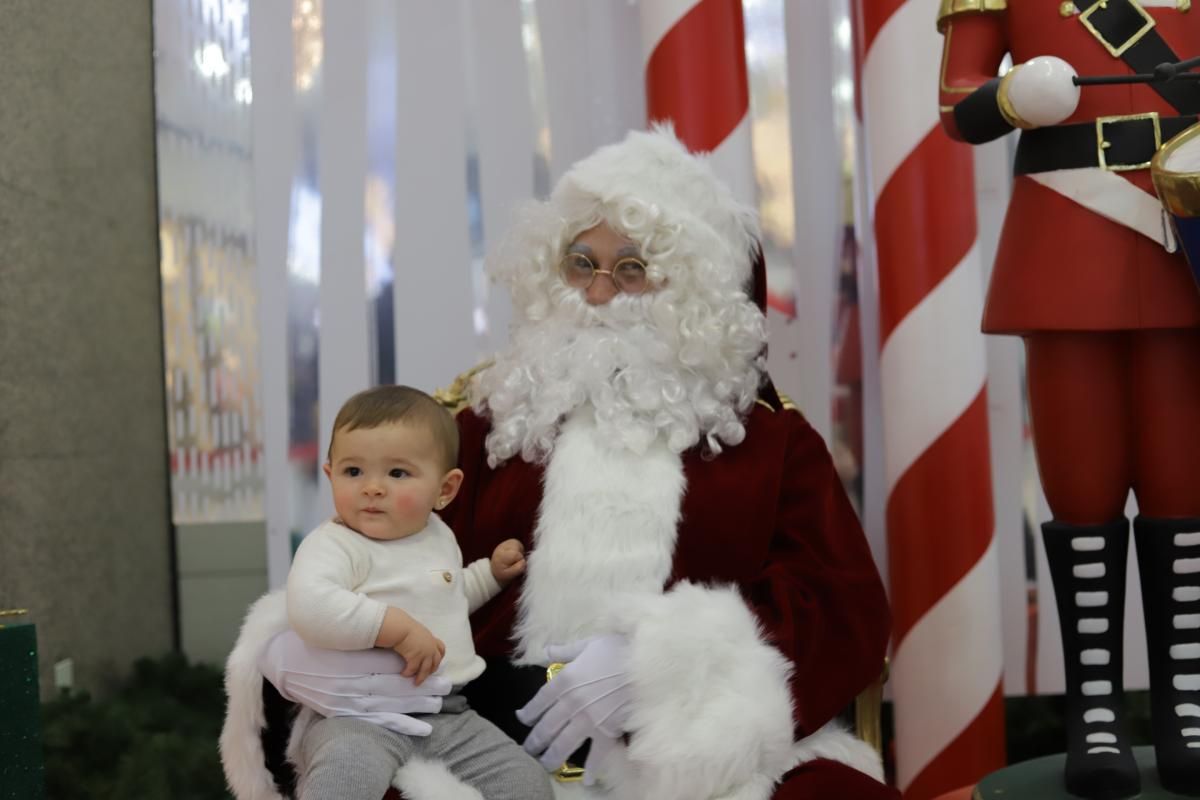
[1059,1,1076,16]
[442,571,452,583]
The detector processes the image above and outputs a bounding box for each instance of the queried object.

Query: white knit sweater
[285,514,501,685]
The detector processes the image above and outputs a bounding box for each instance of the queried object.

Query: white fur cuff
[610,582,797,800]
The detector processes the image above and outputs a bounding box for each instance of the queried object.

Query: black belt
[1014,113,1198,175]
[459,657,591,773]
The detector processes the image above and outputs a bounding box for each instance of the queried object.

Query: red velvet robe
[443,397,897,799]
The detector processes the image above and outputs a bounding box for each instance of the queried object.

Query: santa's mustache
[552,290,651,329]
[475,291,762,466]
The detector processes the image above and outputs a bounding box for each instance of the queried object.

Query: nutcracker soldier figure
[937,1,1200,797]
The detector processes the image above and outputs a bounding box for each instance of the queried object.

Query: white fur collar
[512,410,686,664]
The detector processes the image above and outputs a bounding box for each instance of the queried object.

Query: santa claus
[221,126,895,800]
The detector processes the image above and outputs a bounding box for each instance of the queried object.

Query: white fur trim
[791,721,885,784]
[597,583,883,799]
[513,410,685,663]
[219,590,291,800]
[598,582,795,800]
[393,758,483,800]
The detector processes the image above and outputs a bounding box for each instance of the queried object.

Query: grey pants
[295,709,554,800]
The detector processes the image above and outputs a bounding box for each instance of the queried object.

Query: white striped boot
[1043,519,1140,800]
[1134,515,1200,796]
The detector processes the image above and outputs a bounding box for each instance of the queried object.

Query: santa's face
[561,223,656,306]
[475,214,766,467]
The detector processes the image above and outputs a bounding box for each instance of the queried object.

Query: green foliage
[40,653,232,800]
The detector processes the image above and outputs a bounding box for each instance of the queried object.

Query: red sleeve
[939,14,1011,143]
[748,412,891,737]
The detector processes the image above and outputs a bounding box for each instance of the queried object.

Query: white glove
[259,629,451,736]
[515,634,634,784]
[1006,55,1080,128]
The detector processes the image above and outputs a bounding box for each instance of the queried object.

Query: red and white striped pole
[639,0,799,314]
[857,0,1006,797]
[639,0,755,217]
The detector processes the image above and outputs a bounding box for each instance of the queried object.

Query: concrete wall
[176,521,267,667]
[0,0,175,697]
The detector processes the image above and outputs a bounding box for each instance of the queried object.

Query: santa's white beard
[476,291,764,467]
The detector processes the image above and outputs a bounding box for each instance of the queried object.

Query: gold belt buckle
[545,663,586,783]
[1079,0,1156,57]
[1096,112,1162,171]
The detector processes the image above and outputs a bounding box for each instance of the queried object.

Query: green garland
[40,653,231,800]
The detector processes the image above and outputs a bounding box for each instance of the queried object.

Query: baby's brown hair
[327,385,459,472]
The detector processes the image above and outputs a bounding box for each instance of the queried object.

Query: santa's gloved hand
[259,629,450,736]
[1004,55,1080,128]
[515,634,635,779]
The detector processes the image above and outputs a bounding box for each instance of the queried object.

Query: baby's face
[323,422,450,540]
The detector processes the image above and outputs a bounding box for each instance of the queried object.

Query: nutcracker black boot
[1134,515,1200,796]
[1043,519,1141,800]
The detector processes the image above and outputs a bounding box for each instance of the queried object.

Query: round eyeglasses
[558,252,650,295]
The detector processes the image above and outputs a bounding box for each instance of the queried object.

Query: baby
[283,385,552,800]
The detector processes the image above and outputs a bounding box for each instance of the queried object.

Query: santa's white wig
[474,125,769,466]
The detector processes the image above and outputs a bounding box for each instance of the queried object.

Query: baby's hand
[491,538,526,584]
[393,623,445,686]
